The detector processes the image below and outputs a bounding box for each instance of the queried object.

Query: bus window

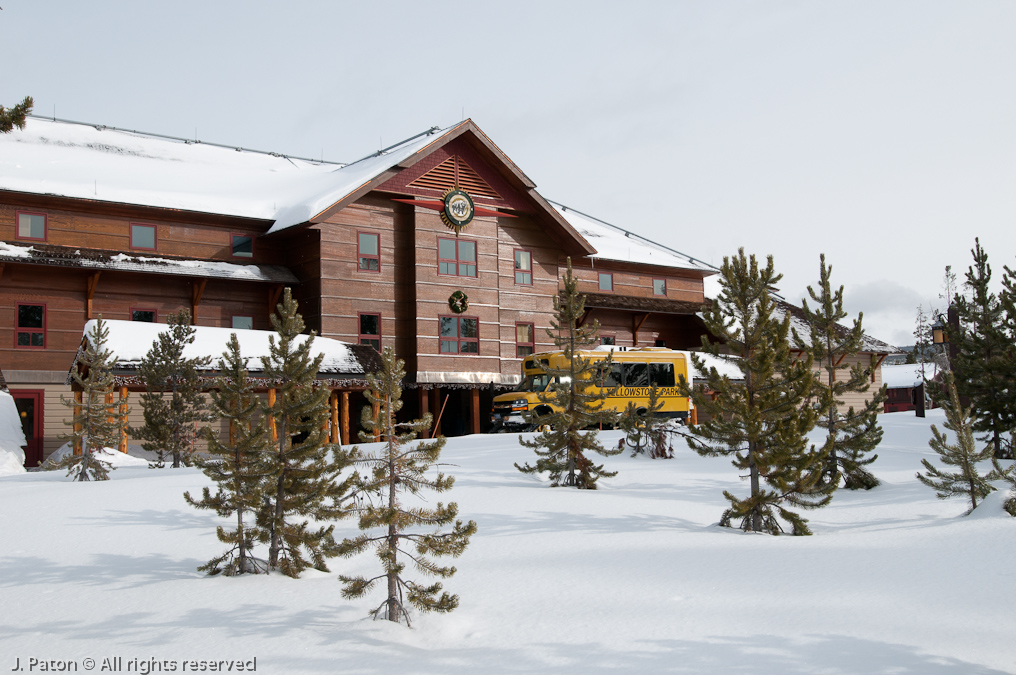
[516,374,552,392]
[623,363,649,387]
[650,362,675,387]
[599,362,622,387]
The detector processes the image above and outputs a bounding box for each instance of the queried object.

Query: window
[598,362,622,388]
[655,339,667,348]
[131,223,157,251]
[16,212,47,241]
[131,309,157,323]
[232,315,254,330]
[600,335,615,346]
[231,234,254,258]
[514,250,533,285]
[358,232,380,272]
[439,315,479,354]
[653,278,666,296]
[359,313,381,350]
[438,238,477,277]
[649,362,675,387]
[15,303,45,348]
[516,322,535,357]
[622,362,649,387]
[598,272,613,292]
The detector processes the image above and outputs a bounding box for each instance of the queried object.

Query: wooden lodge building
[1,117,721,466]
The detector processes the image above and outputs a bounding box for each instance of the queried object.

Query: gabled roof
[0,117,594,256]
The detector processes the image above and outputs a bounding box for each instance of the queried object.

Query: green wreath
[449,290,469,314]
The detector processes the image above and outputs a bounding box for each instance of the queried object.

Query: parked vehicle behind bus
[490,346,690,432]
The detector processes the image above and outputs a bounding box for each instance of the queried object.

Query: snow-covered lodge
[1,118,730,465]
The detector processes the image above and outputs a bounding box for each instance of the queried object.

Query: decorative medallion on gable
[408,156,502,201]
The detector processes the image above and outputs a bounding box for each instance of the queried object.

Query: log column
[118,386,129,453]
[340,391,350,446]
[470,388,481,435]
[330,390,340,444]
[418,388,430,439]
[73,392,83,456]
[268,388,278,443]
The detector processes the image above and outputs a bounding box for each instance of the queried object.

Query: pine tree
[913,304,935,381]
[796,254,886,489]
[948,239,1016,459]
[56,317,125,481]
[259,288,355,577]
[184,335,272,576]
[0,96,33,134]
[134,310,213,468]
[682,249,832,535]
[338,346,476,626]
[917,372,1001,514]
[515,258,622,489]
[618,385,672,458]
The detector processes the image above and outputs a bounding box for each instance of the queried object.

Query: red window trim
[15,301,47,349]
[129,222,159,252]
[437,237,478,278]
[439,315,480,355]
[15,210,48,242]
[513,248,533,286]
[600,334,616,346]
[357,230,381,273]
[130,307,159,323]
[231,315,255,330]
[358,311,382,349]
[598,272,614,293]
[230,232,256,260]
[515,321,535,358]
[653,278,667,296]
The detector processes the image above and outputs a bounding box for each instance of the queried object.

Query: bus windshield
[516,374,553,392]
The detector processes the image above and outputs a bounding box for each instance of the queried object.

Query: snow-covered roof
[551,203,714,273]
[78,319,368,376]
[0,391,27,476]
[0,241,298,283]
[881,363,941,389]
[0,117,456,234]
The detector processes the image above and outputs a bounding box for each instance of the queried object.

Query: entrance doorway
[9,390,43,467]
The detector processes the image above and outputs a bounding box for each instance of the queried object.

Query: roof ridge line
[548,199,719,271]
[25,114,347,167]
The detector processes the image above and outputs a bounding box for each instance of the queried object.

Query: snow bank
[47,442,151,468]
[0,391,27,476]
[82,319,362,374]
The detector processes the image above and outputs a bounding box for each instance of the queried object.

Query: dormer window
[231,234,255,259]
[131,224,157,251]
[16,212,47,241]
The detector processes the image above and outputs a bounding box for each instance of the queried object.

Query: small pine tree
[56,317,125,481]
[618,385,671,458]
[917,372,1001,514]
[184,334,272,576]
[796,254,886,490]
[515,259,621,489]
[0,96,33,133]
[683,249,833,535]
[947,240,1016,459]
[259,288,355,577]
[134,310,213,468]
[913,304,935,381]
[338,346,476,626]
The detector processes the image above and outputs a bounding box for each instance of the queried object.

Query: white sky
[4,1,1016,347]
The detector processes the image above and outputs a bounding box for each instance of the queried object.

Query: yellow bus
[490,346,691,431]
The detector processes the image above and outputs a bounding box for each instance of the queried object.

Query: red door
[9,390,44,468]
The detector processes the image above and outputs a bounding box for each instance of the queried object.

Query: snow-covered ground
[2,410,1013,674]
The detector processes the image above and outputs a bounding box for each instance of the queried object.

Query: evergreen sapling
[55,316,126,481]
[134,310,213,468]
[338,346,476,626]
[515,259,621,488]
[259,288,355,577]
[185,334,273,575]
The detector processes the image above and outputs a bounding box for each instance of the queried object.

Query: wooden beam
[118,386,129,453]
[191,279,207,323]
[86,272,101,320]
[632,313,650,346]
[833,354,848,367]
[340,391,350,446]
[577,309,592,328]
[418,388,430,439]
[871,353,888,382]
[330,390,339,444]
[268,285,284,319]
[268,388,277,443]
[471,388,481,435]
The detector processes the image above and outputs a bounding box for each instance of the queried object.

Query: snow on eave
[0,241,298,284]
[549,202,716,273]
[77,320,364,376]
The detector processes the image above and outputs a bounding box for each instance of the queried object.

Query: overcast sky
[4,1,1016,346]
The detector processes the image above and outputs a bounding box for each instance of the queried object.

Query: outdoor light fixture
[932,318,947,345]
